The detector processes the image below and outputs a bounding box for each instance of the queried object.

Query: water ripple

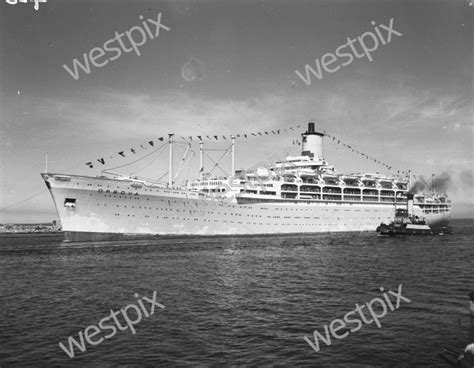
[0,220,473,367]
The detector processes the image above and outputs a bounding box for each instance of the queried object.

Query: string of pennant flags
[319,130,409,177]
[85,125,302,169]
[84,124,408,178]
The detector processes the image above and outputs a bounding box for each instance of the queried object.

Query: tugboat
[377,193,434,236]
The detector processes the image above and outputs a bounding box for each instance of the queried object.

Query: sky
[0,0,472,222]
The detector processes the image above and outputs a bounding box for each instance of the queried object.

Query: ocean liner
[41,123,451,241]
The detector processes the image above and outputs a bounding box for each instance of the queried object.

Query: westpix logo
[59,291,165,358]
[295,18,402,86]
[62,13,170,80]
[303,284,411,353]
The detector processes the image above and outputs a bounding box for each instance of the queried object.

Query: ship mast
[199,140,204,180]
[168,133,174,187]
[231,135,235,175]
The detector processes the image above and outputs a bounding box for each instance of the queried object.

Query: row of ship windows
[250,196,400,202]
[90,195,448,212]
[93,193,401,210]
[89,202,447,215]
[263,189,398,195]
[241,198,406,205]
[95,203,388,216]
[422,208,450,213]
[94,194,257,209]
[92,194,392,212]
[95,193,399,205]
[82,183,188,196]
[111,213,385,223]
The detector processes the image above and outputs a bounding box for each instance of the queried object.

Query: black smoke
[407,171,452,194]
[407,180,426,194]
[431,172,452,193]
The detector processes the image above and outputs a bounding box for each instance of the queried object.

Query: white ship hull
[42,173,451,241]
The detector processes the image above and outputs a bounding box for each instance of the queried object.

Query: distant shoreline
[0,232,63,237]
[0,222,61,234]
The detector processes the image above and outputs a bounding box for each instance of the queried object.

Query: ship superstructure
[42,123,451,241]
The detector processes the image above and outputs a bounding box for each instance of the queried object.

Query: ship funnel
[407,193,414,217]
[301,122,324,160]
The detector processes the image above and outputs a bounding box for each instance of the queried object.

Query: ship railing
[343,180,359,186]
[299,183,321,187]
[301,178,319,184]
[103,172,169,188]
[323,189,342,194]
[363,189,379,195]
[300,185,321,192]
[344,183,360,187]
[322,194,342,200]
[343,189,361,194]
[343,195,361,201]
[299,194,320,200]
[362,197,379,202]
